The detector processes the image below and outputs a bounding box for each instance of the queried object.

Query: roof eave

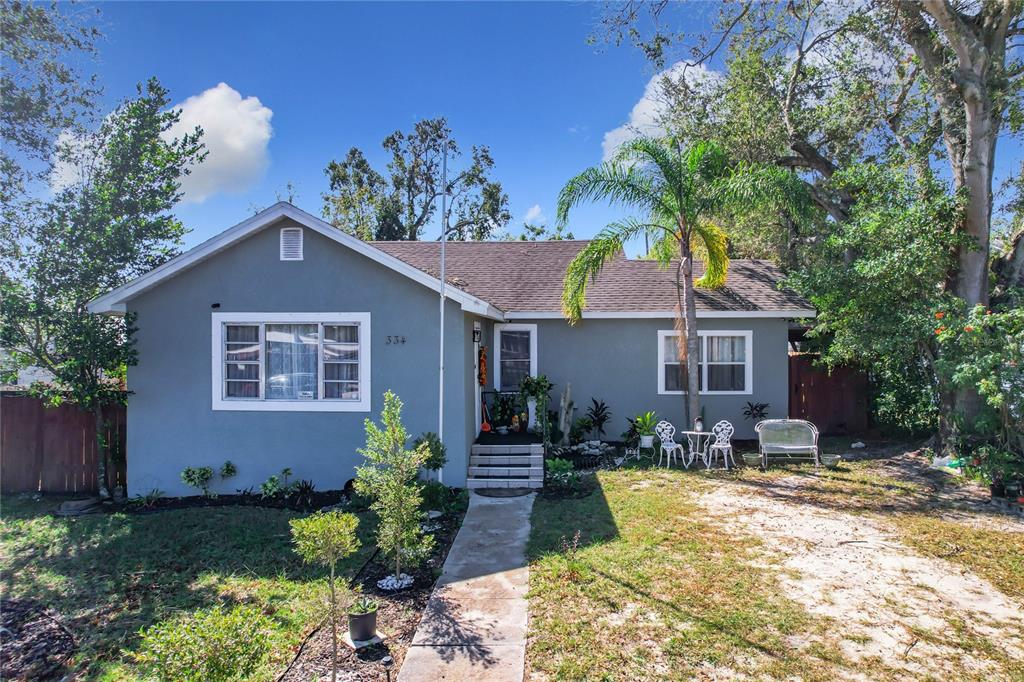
[502,309,817,320]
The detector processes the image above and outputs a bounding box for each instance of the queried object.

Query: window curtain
[265,324,318,399]
[500,330,531,389]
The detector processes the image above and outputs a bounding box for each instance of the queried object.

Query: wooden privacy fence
[0,392,126,494]
[789,354,869,436]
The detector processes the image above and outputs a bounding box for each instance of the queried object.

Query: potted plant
[519,375,554,437]
[348,595,379,642]
[634,411,657,448]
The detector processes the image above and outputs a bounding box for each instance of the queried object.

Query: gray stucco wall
[522,317,790,440]
[126,218,470,496]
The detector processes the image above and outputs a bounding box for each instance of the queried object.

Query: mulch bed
[113,489,349,514]
[0,599,76,682]
[278,502,468,682]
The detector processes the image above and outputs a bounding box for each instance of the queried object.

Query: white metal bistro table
[678,430,721,469]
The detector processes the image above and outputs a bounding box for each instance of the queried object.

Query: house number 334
[385,335,407,345]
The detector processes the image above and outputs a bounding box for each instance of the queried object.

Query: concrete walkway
[399,491,536,682]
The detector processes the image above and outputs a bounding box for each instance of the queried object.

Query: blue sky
[86,2,1021,250]
[91,1,686,248]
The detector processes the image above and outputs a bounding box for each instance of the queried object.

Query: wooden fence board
[789,354,869,436]
[0,393,126,494]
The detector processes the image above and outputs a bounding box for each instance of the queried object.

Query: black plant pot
[990,481,1006,499]
[348,608,378,642]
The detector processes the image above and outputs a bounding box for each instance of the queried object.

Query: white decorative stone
[850,441,866,449]
[426,510,443,520]
[377,573,414,591]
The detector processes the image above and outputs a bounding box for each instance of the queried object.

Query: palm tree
[558,137,809,426]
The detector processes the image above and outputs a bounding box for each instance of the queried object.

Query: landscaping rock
[377,573,415,591]
[426,510,443,520]
[850,441,866,449]
[54,497,102,517]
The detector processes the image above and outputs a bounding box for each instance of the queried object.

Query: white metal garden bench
[755,419,820,468]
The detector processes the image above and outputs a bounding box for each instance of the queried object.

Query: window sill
[658,390,753,396]
[212,399,370,412]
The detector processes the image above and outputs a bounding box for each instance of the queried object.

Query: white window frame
[657,329,753,396]
[493,323,537,392]
[212,312,371,411]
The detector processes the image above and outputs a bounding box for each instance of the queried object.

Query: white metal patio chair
[706,420,737,470]
[755,419,820,468]
[655,420,685,468]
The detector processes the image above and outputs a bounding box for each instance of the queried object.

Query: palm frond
[561,218,654,324]
[710,164,815,221]
[647,233,678,265]
[556,164,667,226]
[691,221,729,289]
[613,137,685,203]
[686,140,728,184]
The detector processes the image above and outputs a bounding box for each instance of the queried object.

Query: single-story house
[89,202,814,494]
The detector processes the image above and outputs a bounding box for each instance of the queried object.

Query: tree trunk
[395,544,402,581]
[955,98,995,309]
[674,261,689,427]
[94,404,110,499]
[329,564,338,682]
[679,248,700,429]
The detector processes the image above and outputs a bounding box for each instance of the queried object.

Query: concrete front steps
[466,443,544,489]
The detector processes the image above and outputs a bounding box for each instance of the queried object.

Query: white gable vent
[280,227,303,261]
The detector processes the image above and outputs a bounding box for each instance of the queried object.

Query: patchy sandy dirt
[700,478,1024,680]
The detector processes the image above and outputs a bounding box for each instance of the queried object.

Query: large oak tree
[322,118,510,241]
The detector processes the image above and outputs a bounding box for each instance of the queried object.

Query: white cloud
[49,129,92,191]
[602,62,720,161]
[49,83,273,204]
[523,204,547,224]
[168,83,273,203]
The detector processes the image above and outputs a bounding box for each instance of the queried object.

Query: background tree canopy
[595,0,1023,458]
[0,77,205,495]
[321,117,511,241]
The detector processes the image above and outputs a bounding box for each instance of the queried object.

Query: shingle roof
[371,240,812,315]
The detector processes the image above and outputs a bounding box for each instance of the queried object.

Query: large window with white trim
[657,330,752,395]
[213,313,370,411]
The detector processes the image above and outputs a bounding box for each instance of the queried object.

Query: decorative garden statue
[558,383,573,446]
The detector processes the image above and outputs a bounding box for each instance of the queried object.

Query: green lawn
[0,496,376,680]
[526,468,848,681]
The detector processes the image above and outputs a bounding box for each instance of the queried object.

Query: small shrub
[180,466,215,498]
[412,432,448,471]
[260,475,282,498]
[419,480,452,512]
[292,479,317,508]
[546,457,580,491]
[743,401,770,421]
[260,468,298,499]
[135,605,271,682]
[586,398,611,440]
[569,417,592,445]
[130,488,164,508]
[220,460,237,479]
